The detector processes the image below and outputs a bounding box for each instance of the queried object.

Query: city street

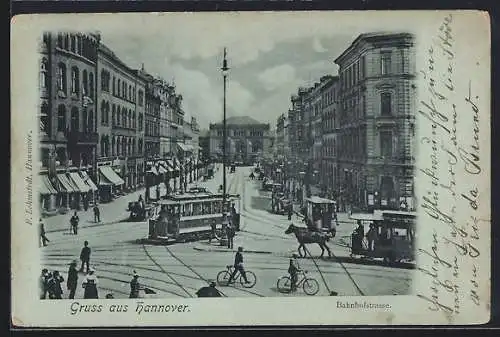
[41,164,414,299]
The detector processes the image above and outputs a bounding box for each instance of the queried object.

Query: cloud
[312,38,327,53]
[226,80,255,116]
[258,64,298,91]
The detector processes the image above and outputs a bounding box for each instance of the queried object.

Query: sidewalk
[43,171,217,234]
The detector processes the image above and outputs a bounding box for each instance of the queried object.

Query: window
[112,77,116,95]
[117,79,121,97]
[138,90,144,106]
[82,70,88,96]
[400,49,407,73]
[122,108,126,126]
[82,109,88,132]
[64,34,69,50]
[40,103,49,134]
[380,131,393,158]
[128,110,132,128]
[57,34,63,48]
[138,114,143,131]
[112,104,116,126]
[71,107,79,132]
[40,58,48,89]
[89,72,94,98]
[71,67,79,95]
[70,35,76,53]
[381,51,392,75]
[101,101,106,125]
[117,106,121,126]
[57,105,66,132]
[381,93,392,116]
[111,137,115,156]
[129,85,132,100]
[78,35,83,55]
[57,63,67,93]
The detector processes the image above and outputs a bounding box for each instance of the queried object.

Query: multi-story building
[97,44,146,197]
[334,32,416,210]
[275,114,285,157]
[209,116,271,164]
[39,32,100,212]
[170,93,185,158]
[140,68,161,159]
[198,129,210,162]
[320,76,340,197]
[180,116,200,182]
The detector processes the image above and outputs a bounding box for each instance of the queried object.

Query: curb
[45,216,131,234]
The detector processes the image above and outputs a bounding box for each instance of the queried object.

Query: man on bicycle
[227,247,249,284]
[288,253,301,291]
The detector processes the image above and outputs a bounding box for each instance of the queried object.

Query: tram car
[304,196,337,236]
[147,190,240,243]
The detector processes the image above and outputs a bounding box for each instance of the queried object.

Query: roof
[305,196,336,204]
[334,32,415,65]
[223,116,263,125]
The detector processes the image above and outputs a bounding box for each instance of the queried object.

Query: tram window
[192,202,202,216]
[203,202,212,215]
[214,202,222,213]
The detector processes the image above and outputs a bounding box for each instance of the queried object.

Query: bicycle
[217,265,257,288]
[277,270,319,295]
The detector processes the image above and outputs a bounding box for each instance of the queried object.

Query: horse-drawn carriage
[349,210,416,264]
[147,190,240,243]
[127,201,151,221]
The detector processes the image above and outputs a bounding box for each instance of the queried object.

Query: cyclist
[227,247,249,284]
[288,253,301,291]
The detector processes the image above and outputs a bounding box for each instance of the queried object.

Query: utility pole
[221,48,229,210]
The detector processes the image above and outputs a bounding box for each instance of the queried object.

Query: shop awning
[57,173,77,193]
[177,142,193,152]
[80,171,98,191]
[167,160,179,171]
[99,166,125,186]
[68,172,90,193]
[39,175,58,195]
[147,166,159,175]
[157,165,169,174]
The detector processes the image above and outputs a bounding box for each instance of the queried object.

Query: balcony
[67,130,98,145]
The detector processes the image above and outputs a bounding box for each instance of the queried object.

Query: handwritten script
[416,13,488,323]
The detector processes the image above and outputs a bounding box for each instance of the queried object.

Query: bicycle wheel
[217,270,231,286]
[303,278,320,296]
[277,276,292,294]
[240,270,257,288]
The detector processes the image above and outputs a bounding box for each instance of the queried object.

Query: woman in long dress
[82,267,99,299]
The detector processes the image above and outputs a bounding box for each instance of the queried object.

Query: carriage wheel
[277,276,292,293]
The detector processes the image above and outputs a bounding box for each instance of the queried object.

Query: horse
[285,223,333,258]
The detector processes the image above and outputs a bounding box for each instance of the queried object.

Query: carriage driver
[288,253,301,291]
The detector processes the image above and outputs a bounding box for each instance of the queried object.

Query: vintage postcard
[11,11,491,327]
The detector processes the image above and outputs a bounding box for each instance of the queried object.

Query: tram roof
[157,193,240,204]
[305,196,336,204]
[378,210,418,218]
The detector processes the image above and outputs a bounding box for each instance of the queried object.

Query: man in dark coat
[196,282,222,297]
[67,260,78,299]
[48,270,64,299]
[39,219,50,247]
[70,211,79,235]
[93,204,101,223]
[80,241,91,273]
[227,247,249,284]
[129,271,142,298]
[226,224,235,249]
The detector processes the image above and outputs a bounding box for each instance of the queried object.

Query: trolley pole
[221,48,229,210]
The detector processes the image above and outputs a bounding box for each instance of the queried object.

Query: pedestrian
[39,269,50,299]
[129,271,142,298]
[226,223,234,249]
[67,260,78,299]
[287,202,293,221]
[93,204,100,223]
[227,247,249,284]
[196,281,222,297]
[82,267,99,299]
[70,211,79,235]
[47,270,64,299]
[79,241,91,274]
[39,219,50,247]
[209,220,217,244]
[83,195,89,211]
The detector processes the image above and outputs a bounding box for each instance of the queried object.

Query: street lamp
[221,48,229,210]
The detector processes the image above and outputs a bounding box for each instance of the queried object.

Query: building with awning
[39,175,58,195]
[80,171,98,191]
[68,172,90,193]
[99,166,125,186]
[56,173,78,193]
[177,142,194,153]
